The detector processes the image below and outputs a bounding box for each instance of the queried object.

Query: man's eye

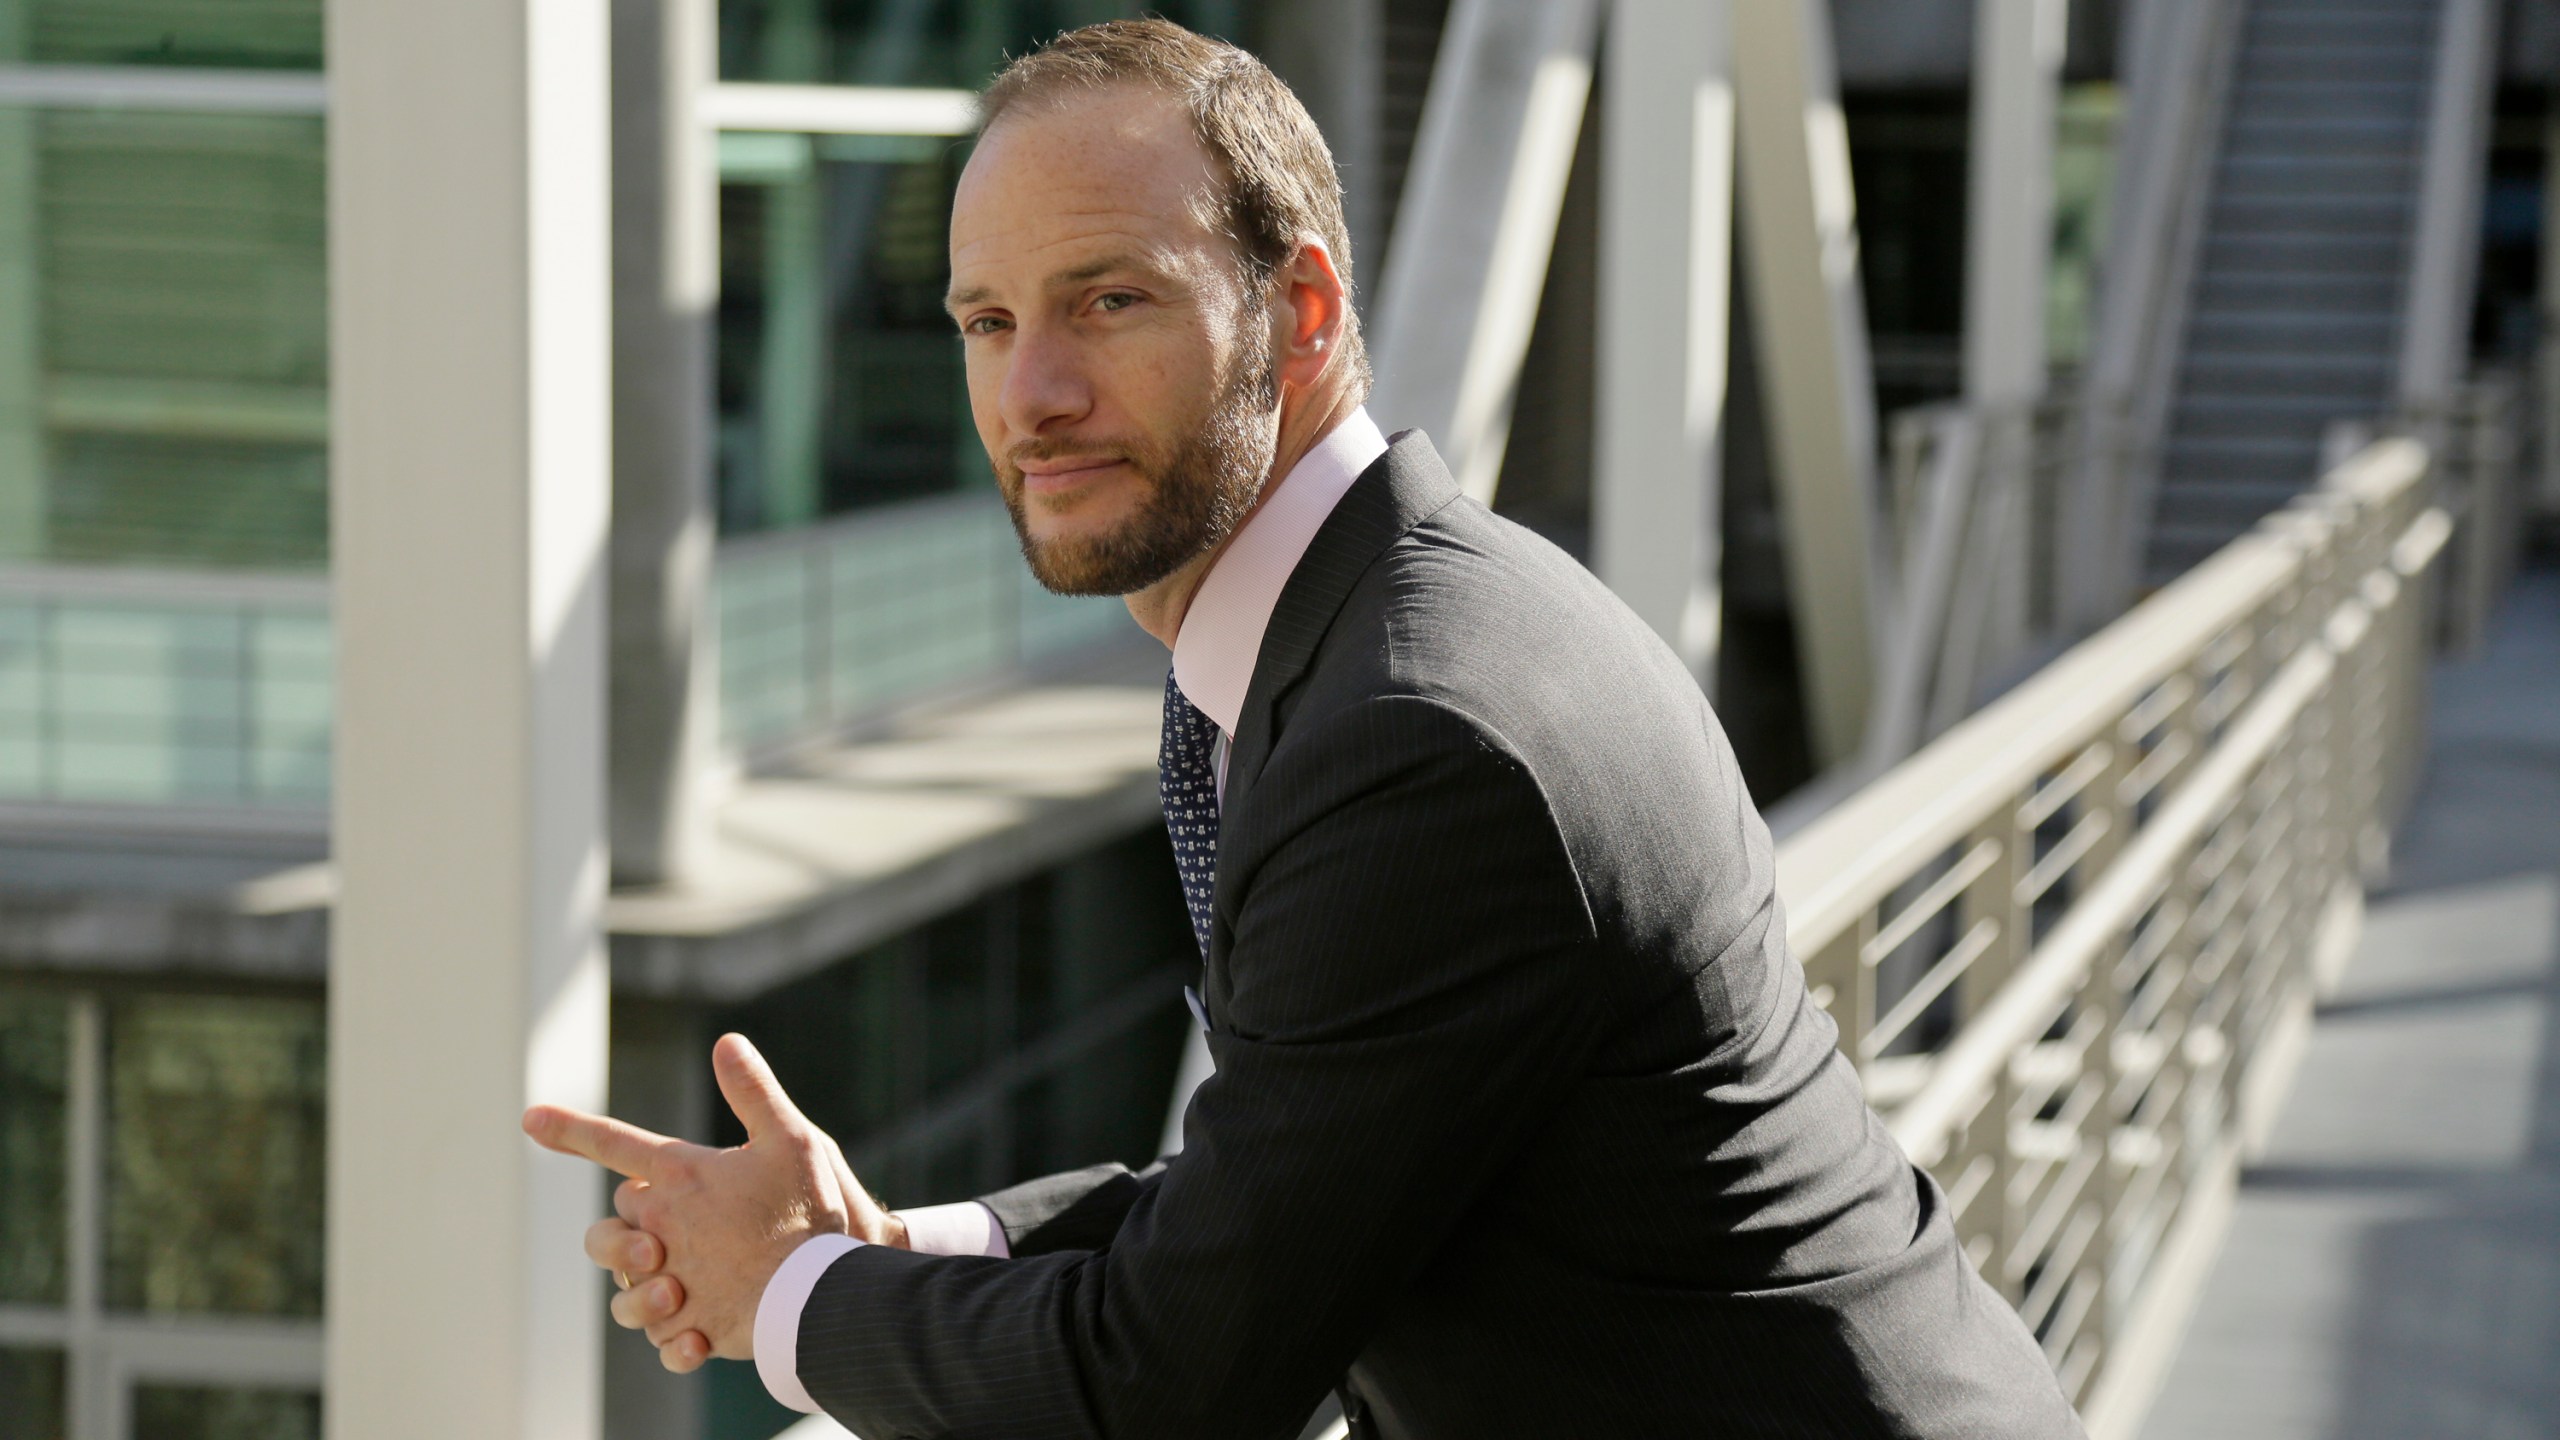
[1094,292,1138,313]
[963,315,1008,336]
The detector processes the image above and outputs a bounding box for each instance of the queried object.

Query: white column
[1733,0,1880,766]
[2541,103,2560,517]
[325,0,612,1436]
[1963,0,2064,406]
[1366,0,1602,505]
[1592,0,1732,689]
[2398,0,2497,404]
[610,0,719,888]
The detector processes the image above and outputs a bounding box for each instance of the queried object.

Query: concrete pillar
[324,0,612,1435]
[610,0,719,887]
[1733,0,1880,766]
[1593,0,1733,690]
[0,6,41,563]
[1963,0,2064,408]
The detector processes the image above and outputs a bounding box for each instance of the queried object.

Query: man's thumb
[711,1033,803,1141]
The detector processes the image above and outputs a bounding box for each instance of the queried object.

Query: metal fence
[1775,437,2448,1434]
[713,490,1134,757]
[0,491,1137,817]
[0,565,331,815]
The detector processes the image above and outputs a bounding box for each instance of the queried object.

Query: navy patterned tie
[1159,667,1222,960]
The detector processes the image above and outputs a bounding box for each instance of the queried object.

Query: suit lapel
[1217,430,1463,833]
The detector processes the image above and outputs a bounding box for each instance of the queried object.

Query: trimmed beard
[999,335,1280,597]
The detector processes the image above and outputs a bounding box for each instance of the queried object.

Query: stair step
[2161,440,2334,484]
[2201,234,2407,276]
[2210,194,2416,237]
[2186,310,2396,343]
[2248,16,2436,51]
[2156,481,2320,522]
[2241,48,2439,85]
[2228,87,2432,125]
[2217,154,2420,198]
[2169,383,2382,421]
[2196,272,2402,311]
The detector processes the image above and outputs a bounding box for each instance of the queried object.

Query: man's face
[947,87,1280,596]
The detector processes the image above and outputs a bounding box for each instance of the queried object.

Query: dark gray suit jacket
[797,433,2084,1439]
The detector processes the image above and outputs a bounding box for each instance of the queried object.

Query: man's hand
[522,1033,894,1372]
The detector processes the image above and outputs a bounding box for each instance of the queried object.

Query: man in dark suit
[527,19,2084,1438]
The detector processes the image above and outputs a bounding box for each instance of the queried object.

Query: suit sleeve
[795,696,1598,1440]
[974,1160,1168,1258]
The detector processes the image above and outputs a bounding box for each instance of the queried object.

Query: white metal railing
[1776,437,2448,1433]
[2397,370,2527,655]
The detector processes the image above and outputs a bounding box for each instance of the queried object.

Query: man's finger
[658,1331,711,1374]
[584,1217,662,1276]
[611,1275,683,1332]
[522,1105,678,1181]
[710,1032,807,1144]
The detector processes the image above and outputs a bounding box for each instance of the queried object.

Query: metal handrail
[1776,436,2449,1427]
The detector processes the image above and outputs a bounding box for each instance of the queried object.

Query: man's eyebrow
[946,254,1173,315]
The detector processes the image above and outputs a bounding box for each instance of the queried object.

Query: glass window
[17,0,324,71]
[716,0,1239,90]
[0,1347,66,1440]
[131,1383,321,1440]
[718,137,978,532]
[0,106,329,570]
[104,993,325,1318]
[0,990,68,1306]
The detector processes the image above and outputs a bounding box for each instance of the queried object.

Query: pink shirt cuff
[898,1201,1010,1258]
[752,1206,1010,1413]
[754,1233,861,1414]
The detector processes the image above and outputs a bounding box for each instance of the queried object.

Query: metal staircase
[2146,0,2440,581]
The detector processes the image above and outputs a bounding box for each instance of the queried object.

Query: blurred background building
[0,1,2553,1438]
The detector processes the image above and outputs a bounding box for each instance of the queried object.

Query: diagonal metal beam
[1366,0,1602,506]
[1734,0,1880,766]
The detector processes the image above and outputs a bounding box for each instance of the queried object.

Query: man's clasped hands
[521,1033,901,1372]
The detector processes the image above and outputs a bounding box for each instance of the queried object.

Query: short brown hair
[979,18,1370,394]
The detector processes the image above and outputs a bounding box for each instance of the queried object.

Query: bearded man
[527,19,2085,1439]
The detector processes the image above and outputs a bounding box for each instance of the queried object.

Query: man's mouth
[1017,456,1130,495]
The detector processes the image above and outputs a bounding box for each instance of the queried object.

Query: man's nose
[998,325,1094,438]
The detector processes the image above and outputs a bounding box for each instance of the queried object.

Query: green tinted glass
[17,0,324,71]
[0,1347,66,1440]
[131,1383,321,1440]
[104,993,325,1318]
[717,140,974,533]
[0,990,68,1306]
[715,0,1241,87]
[0,106,328,569]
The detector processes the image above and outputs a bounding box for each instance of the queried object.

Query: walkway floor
[2139,563,2560,1438]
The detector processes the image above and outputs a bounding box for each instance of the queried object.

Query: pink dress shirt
[754,408,1393,1414]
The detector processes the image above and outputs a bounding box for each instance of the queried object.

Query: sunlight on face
[946,86,1281,596]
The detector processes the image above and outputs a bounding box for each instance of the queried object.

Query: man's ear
[1273,238,1350,393]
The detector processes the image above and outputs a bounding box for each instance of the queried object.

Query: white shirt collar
[1171,406,1390,735]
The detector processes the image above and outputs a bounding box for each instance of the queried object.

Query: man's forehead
[948,88,1227,287]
